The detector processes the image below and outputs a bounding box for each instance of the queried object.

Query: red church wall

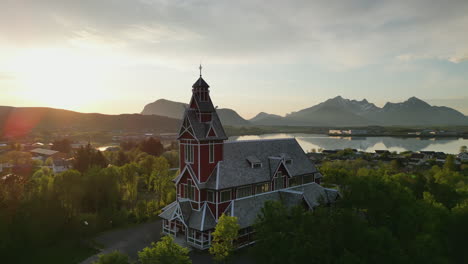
[217,202,230,217]
[208,203,216,216]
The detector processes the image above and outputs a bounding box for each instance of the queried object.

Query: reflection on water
[229,133,468,154]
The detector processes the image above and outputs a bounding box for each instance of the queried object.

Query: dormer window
[247,155,262,168]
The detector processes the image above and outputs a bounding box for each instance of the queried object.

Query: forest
[0,138,177,263]
[252,156,468,264]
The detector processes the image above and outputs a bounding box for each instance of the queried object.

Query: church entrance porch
[187,228,212,250]
[162,219,186,238]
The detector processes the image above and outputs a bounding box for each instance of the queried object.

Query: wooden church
[159,69,339,249]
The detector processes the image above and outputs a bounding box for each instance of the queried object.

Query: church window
[274,171,285,190]
[209,142,215,163]
[256,183,270,194]
[207,190,215,203]
[187,179,196,201]
[220,190,231,202]
[185,144,194,163]
[237,186,252,198]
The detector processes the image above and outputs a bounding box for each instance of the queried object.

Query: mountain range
[142,97,468,126]
[0,96,465,139]
[0,106,180,138]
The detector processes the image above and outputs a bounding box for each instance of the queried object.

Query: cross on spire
[199,64,202,77]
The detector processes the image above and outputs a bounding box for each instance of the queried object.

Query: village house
[458,152,468,162]
[159,71,339,249]
[30,148,60,161]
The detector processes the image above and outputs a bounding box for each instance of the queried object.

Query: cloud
[0,72,14,80]
[1,0,468,69]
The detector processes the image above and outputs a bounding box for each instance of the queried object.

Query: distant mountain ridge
[141,99,250,126]
[250,96,468,126]
[0,106,180,138]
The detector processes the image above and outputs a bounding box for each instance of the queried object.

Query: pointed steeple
[192,64,210,89]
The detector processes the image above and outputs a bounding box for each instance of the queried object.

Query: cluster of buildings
[328,129,368,136]
[0,141,81,175]
[308,148,468,167]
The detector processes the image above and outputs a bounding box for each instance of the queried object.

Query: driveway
[79,219,255,264]
[80,220,162,264]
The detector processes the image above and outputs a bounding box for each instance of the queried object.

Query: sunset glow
[6,48,109,111]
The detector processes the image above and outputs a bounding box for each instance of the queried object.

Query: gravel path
[79,220,162,264]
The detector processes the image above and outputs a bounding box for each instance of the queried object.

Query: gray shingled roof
[159,201,217,231]
[231,182,340,228]
[182,109,227,141]
[30,148,59,156]
[193,95,215,112]
[159,201,178,219]
[160,183,340,231]
[187,203,217,231]
[192,77,210,89]
[204,139,317,190]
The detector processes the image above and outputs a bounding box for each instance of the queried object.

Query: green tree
[74,144,108,172]
[45,157,54,167]
[139,155,156,189]
[51,138,72,153]
[138,236,191,264]
[444,155,456,171]
[54,170,85,217]
[152,157,172,206]
[92,251,130,264]
[209,213,240,263]
[140,137,164,156]
[460,145,467,153]
[119,163,139,205]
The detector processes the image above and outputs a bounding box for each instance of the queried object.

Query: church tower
[176,66,227,210]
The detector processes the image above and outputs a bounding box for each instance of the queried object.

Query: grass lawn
[11,240,98,264]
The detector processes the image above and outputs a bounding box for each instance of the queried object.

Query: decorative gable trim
[179,116,195,139]
[206,123,217,138]
[189,96,200,110]
[174,165,200,189]
[200,203,207,231]
[170,203,187,227]
[273,160,293,178]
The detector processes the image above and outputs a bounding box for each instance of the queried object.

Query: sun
[9,48,107,111]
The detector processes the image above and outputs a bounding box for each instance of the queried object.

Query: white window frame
[252,162,262,168]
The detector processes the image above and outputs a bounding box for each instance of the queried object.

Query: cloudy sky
[0,0,467,119]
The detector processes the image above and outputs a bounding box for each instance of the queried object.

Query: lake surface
[229,133,468,154]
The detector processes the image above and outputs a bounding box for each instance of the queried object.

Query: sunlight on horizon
[5,47,114,112]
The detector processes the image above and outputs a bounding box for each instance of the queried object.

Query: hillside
[0,106,180,138]
[141,99,250,126]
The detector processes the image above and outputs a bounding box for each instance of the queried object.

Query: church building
[159,69,339,249]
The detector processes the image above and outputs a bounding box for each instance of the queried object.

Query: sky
[0,0,467,119]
